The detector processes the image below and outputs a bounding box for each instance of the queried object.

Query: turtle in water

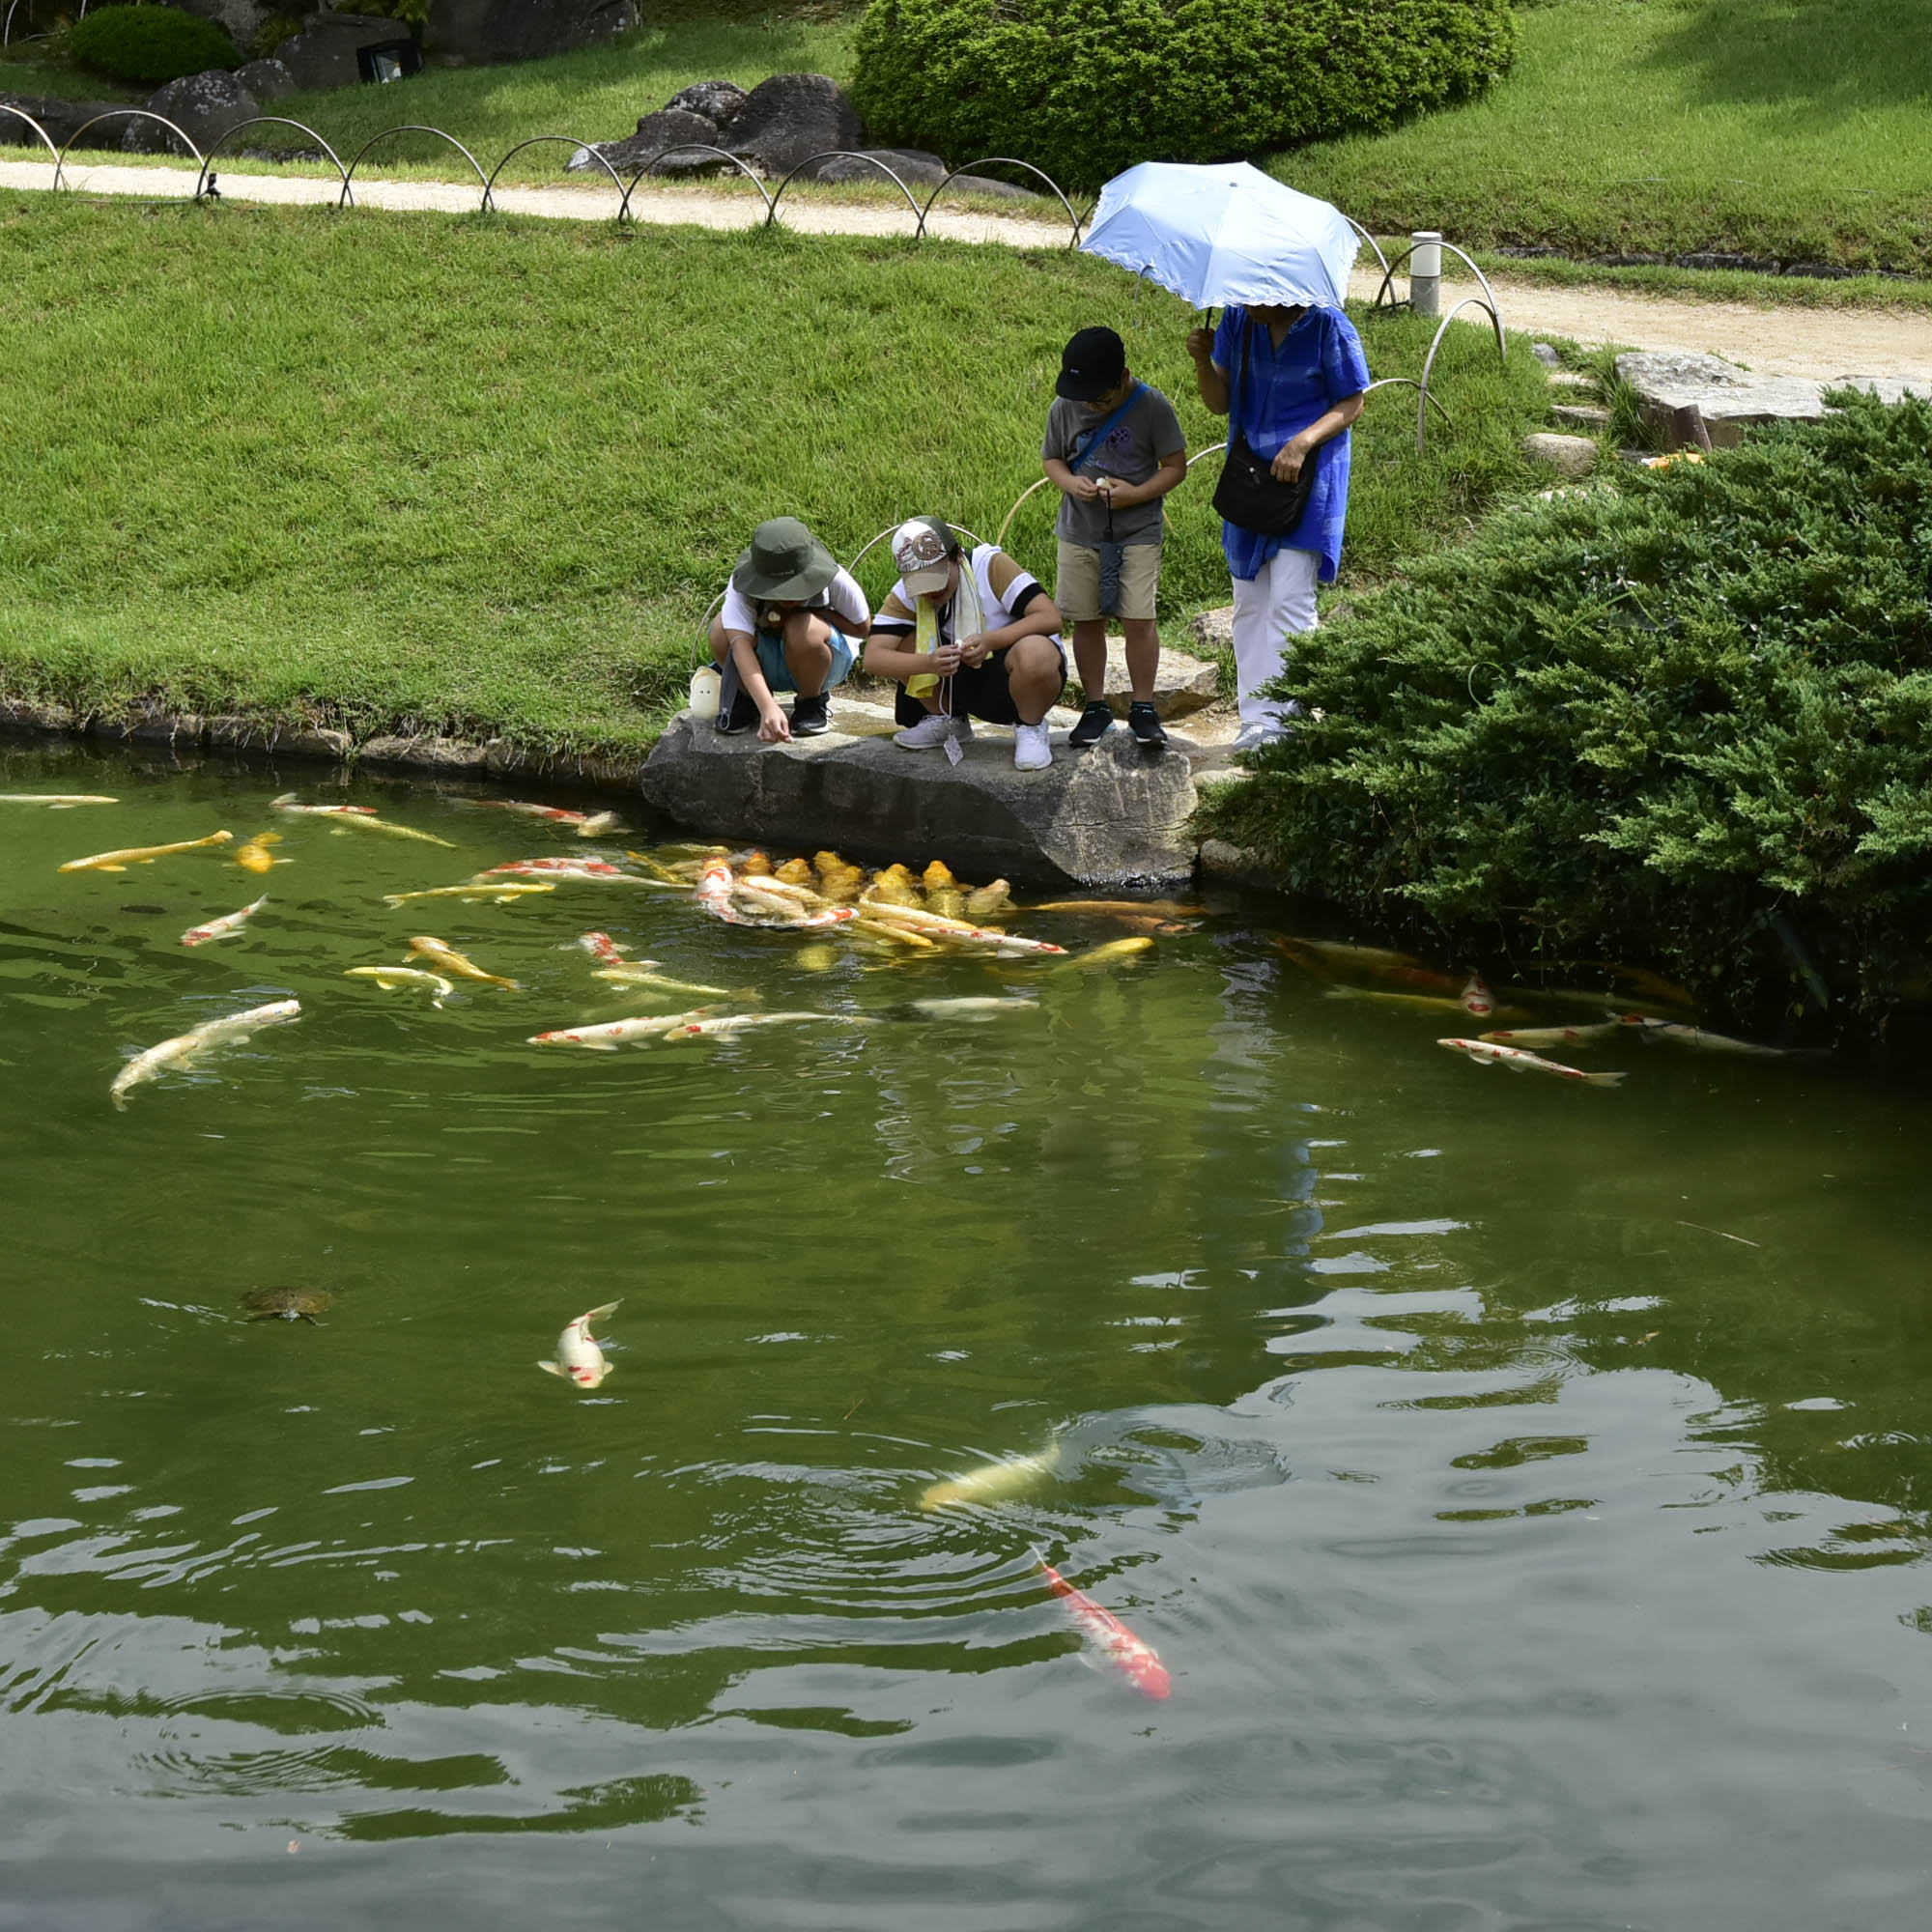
[241,1286,334,1325]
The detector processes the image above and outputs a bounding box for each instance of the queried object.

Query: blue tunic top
[1212,305,1372,583]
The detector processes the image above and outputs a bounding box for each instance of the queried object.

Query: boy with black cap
[1041,325,1188,749]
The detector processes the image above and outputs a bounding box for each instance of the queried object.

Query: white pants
[1230,547,1321,728]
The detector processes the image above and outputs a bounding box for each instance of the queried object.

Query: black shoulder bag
[1212,310,1321,537]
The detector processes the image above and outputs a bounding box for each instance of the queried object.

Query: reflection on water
[3,744,1931,1928]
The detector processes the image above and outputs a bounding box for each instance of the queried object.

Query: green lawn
[0,190,1549,757]
[1283,0,1932,275]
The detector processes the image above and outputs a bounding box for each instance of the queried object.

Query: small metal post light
[1409,231,1442,318]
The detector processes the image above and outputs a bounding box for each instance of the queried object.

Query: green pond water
[2,743,1929,1930]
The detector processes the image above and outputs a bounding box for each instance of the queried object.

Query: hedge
[71,4,240,86]
[1199,393,1932,1038]
[850,0,1516,193]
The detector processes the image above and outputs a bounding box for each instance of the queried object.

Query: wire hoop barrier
[916,157,1088,248]
[766,151,924,233]
[56,110,203,190]
[484,134,627,218]
[618,143,774,222]
[1342,214,1390,283]
[1371,237,1507,355]
[1416,298,1507,455]
[338,125,490,211]
[0,100,60,172]
[191,118,353,206]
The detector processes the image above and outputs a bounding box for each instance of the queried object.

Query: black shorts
[891,641,1067,729]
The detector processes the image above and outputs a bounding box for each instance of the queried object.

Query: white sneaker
[1012,722,1052,772]
[1231,722,1274,753]
[895,711,970,751]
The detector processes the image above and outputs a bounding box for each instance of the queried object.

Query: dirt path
[7,156,1932,379]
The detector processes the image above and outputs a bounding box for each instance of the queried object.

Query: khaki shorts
[1056,539,1162,623]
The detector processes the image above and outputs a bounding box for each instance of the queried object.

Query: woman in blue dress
[1187,304,1370,750]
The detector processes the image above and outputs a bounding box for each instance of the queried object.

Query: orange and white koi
[407,935,519,990]
[60,829,232,873]
[181,895,268,948]
[0,793,117,807]
[527,1008,720,1050]
[1461,973,1496,1019]
[1035,1552,1171,1701]
[472,800,623,838]
[538,1299,621,1388]
[1480,1020,1624,1048]
[482,859,669,888]
[1437,1037,1626,1087]
[270,794,455,848]
[576,930,629,965]
[696,860,748,925]
[661,1010,851,1042]
[109,997,301,1109]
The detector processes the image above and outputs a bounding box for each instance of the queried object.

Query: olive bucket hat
[731,516,839,603]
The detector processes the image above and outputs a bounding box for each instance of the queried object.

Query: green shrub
[850,0,1516,192]
[71,4,239,86]
[1200,394,1932,1035]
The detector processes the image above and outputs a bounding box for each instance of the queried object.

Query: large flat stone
[1614,350,1830,448]
[1071,641,1219,720]
[639,706,1198,886]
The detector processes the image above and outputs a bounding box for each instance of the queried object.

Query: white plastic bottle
[689,662,721,718]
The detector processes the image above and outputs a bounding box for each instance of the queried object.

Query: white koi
[382,882,556,907]
[538,1299,621,1388]
[527,1008,722,1050]
[0,793,117,807]
[270,794,456,848]
[345,966,455,1002]
[886,996,1037,1022]
[593,966,744,1000]
[921,1443,1062,1511]
[181,895,268,948]
[1437,1037,1626,1087]
[110,998,301,1109]
[661,1010,853,1042]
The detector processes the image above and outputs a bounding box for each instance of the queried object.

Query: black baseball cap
[1057,326,1127,402]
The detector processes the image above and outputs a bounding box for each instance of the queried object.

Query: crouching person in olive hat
[710,516,871,743]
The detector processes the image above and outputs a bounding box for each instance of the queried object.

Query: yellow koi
[921,1443,1063,1511]
[383,882,556,908]
[406,935,520,990]
[1047,936,1155,973]
[593,965,746,1000]
[234,829,285,874]
[60,829,232,873]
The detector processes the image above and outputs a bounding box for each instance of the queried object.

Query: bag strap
[1067,381,1148,472]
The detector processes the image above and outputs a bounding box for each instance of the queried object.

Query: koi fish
[382,882,556,907]
[1437,1037,1626,1087]
[1621,1017,1788,1057]
[482,860,669,888]
[1029,898,1200,919]
[181,895,268,948]
[0,793,117,806]
[538,1299,621,1388]
[1048,936,1155,973]
[471,801,624,838]
[576,931,629,965]
[860,900,1065,955]
[1461,973,1496,1019]
[1278,935,1463,996]
[406,936,519,990]
[696,860,747,925]
[661,1011,852,1041]
[886,996,1037,1022]
[1035,1552,1171,1701]
[234,830,284,874]
[962,880,1012,921]
[921,1444,1061,1510]
[527,1008,721,1050]
[110,998,301,1109]
[345,965,454,1002]
[270,793,457,847]
[1480,1021,1625,1048]
[593,966,744,1000]
[60,830,233,873]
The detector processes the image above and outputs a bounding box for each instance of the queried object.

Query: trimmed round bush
[851,0,1517,192]
[71,5,240,87]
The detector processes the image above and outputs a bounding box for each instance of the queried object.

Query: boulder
[1188,606,1235,652]
[1549,402,1610,431]
[273,13,416,92]
[124,71,259,157]
[426,0,636,68]
[714,72,864,179]
[1070,642,1219,720]
[1523,432,1599,479]
[0,93,134,151]
[787,146,1037,199]
[174,0,280,57]
[233,58,294,102]
[663,80,747,125]
[1614,350,1830,449]
[640,701,1199,886]
[1529,342,1561,368]
[569,106,720,177]
[1833,374,1932,405]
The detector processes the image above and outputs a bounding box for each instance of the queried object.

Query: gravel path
[6,156,1931,380]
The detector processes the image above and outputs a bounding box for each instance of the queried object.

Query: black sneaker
[1068,699,1115,749]
[790,691,830,736]
[715,691,759,736]
[1127,700,1168,747]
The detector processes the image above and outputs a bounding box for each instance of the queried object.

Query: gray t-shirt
[1042,384,1186,548]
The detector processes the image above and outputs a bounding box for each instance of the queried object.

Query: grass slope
[1284,0,1932,275]
[0,191,1548,756]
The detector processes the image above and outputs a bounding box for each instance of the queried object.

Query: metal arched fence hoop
[484,134,627,218]
[1342,214,1389,282]
[1418,298,1507,455]
[1371,239,1507,355]
[767,151,923,233]
[618,143,773,221]
[916,157,1086,248]
[339,126,490,211]
[191,118,352,205]
[1364,374,1456,454]
[0,100,61,175]
[693,589,726,671]
[59,110,203,186]
[993,478,1052,552]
